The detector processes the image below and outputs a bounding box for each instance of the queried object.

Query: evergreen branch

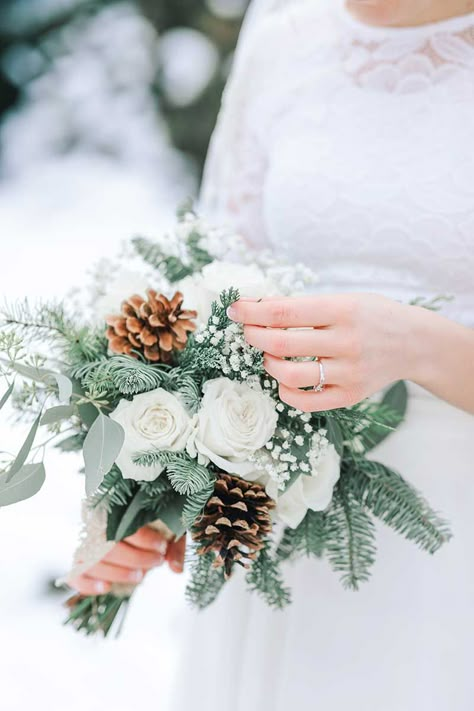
[276,510,327,561]
[72,356,171,397]
[1,299,106,364]
[325,485,377,590]
[346,459,452,554]
[1,299,72,339]
[133,450,214,496]
[182,480,215,529]
[64,593,131,637]
[185,550,226,609]
[132,236,193,282]
[91,466,136,511]
[140,474,177,506]
[246,541,291,609]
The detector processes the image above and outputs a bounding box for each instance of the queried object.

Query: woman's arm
[227,294,474,414]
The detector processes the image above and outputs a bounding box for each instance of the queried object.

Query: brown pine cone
[105,290,197,363]
[192,473,276,579]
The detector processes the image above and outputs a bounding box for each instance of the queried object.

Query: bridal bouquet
[0,209,451,636]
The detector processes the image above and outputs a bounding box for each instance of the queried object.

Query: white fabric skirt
[171,385,474,711]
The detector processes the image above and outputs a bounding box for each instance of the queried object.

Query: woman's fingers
[68,575,112,596]
[124,526,169,554]
[103,541,165,570]
[264,353,347,388]
[278,383,361,413]
[85,561,145,585]
[244,325,337,358]
[166,535,186,574]
[228,296,339,328]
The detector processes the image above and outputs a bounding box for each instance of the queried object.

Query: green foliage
[185,550,226,610]
[132,236,194,282]
[55,433,86,452]
[133,450,214,496]
[83,411,125,496]
[72,356,171,398]
[72,356,202,414]
[106,474,186,541]
[182,480,215,529]
[246,542,291,609]
[1,299,106,365]
[132,226,213,283]
[349,381,408,454]
[91,466,136,511]
[347,459,451,554]
[0,462,46,507]
[64,592,131,637]
[325,485,377,590]
[276,511,328,562]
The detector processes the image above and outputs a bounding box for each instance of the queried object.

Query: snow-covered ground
[0,5,204,707]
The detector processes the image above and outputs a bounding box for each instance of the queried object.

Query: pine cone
[192,473,276,579]
[105,290,197,363]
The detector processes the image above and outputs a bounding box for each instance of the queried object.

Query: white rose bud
[110,388,191,482]
[178,261,279,326]
[266,444,341,528]
[187,377,278,476]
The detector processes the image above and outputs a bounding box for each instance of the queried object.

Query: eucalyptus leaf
[83,412,125,496]
[113,490,149,541]
[1,361,72,403]
[51,373,73,403]
[0,462,46,507]
[4,361,49,382]
[40,405,75,426]
[0,382,14,410]
[361,381,409,453]
[383,380,408,418]
[72,378,98,428]
[55,433,85,452]
[5,413,42,483]
[158,494,187,538]
[325,417,345,456]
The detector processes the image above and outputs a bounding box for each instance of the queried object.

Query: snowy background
[0,2,245,708]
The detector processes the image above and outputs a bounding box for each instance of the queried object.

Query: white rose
[110,388,192,481]
[187,377,278,475]
[178,261,279,326]
[266,444,341,528]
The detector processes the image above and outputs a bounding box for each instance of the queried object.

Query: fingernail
[152,554,164,566]
[154,540,168,555]
[226,305,237,320]
[129,569,144,583]
[170,560,184,574]
[94,581,107,594]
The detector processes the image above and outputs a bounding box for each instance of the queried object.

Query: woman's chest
[261,82,474,299]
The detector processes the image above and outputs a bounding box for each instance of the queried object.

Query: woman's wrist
[402,305,444,388]
[403,304,474,411]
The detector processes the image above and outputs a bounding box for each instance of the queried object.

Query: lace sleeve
[198,1,298,249]
[199,68,270,249]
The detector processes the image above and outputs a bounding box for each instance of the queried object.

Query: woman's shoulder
[235,1,338,95]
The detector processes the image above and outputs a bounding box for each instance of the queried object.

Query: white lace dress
[171,3,474,710]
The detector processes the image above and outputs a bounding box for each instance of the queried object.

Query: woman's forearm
[408,306,474,414]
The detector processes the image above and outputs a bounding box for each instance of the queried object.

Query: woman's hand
[228,293,474,414]
[69,527,186,596]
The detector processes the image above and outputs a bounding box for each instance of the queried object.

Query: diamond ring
[313,357,326,393]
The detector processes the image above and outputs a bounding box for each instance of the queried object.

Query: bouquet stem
[65,593,131,637]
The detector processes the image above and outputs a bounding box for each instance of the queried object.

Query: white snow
[0,4,204,707]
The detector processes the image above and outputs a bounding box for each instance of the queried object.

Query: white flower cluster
[249,425,332,491]
[195,320,262,381]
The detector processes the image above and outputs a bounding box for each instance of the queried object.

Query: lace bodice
[201,0,474,326]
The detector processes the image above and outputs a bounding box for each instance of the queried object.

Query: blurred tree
[0,0,249,177]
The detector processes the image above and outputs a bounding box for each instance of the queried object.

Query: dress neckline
[334,1,474,40]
